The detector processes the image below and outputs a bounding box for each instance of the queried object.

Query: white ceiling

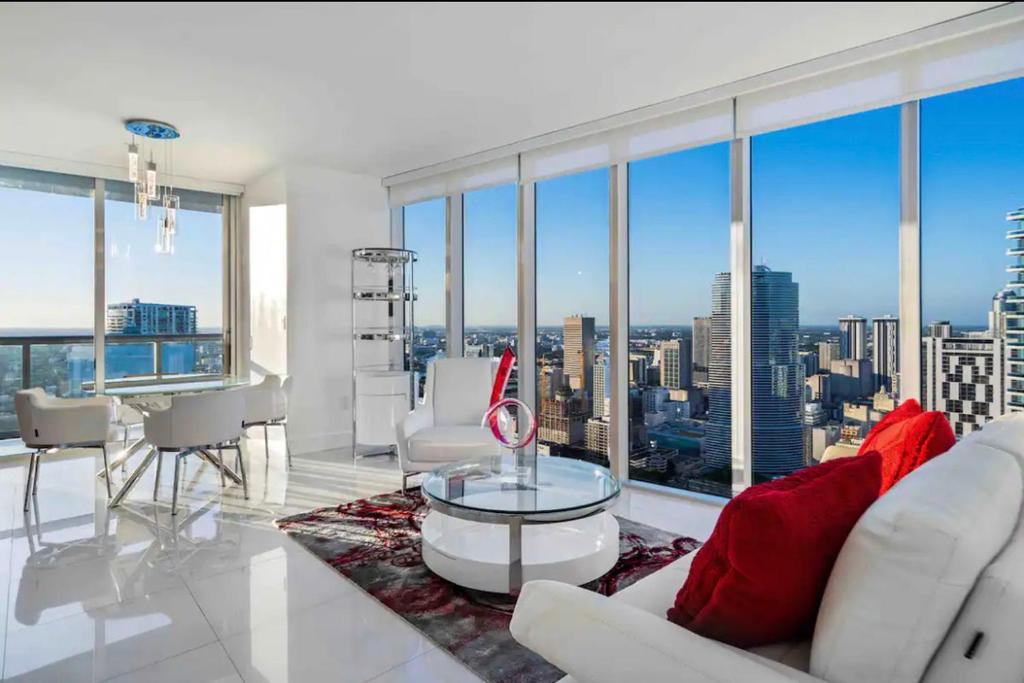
[0,2,1000,187]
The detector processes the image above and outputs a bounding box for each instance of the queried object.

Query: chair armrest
[396,405,433,470]
[510,581,826,683]
[33,400,113,445]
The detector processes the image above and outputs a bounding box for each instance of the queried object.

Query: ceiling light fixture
[124,119,181,254]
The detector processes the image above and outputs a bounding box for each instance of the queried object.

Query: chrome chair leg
[264,424,270,459]
[23,451,38,512]
[101,445,112,498]
[153,451,163,501]
[171,451,183,516]
[282,422,292,469]
[218,448,226,487]
[32,451,41,495]
[233,444,249,500]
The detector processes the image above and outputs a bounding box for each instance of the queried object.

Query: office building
[659,338,691,390]
[538,384,586,446]
[838,315,867,360]
[592,352,609,418]
[818,340,840,369]
[692,316,712,385]
[628,353,648,386]
[106,299,197,336]
[872,315,899,393]
[928,321,953,338]
[829,358,873,400]
[922,335,1005,438]
[1007,208,1024,413]
[800,350,819,377]
[563,315,595,400]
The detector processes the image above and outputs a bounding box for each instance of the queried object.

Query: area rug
[276,490,700,683]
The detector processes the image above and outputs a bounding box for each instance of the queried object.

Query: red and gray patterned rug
[276,490,700,683]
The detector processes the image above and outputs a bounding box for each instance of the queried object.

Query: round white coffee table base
[421,510,620,593]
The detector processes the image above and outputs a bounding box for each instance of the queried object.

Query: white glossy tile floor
[0,433,721,682]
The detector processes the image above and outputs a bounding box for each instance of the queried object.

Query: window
[752,107,900,480]
[921,77,1024,436]
[403,197,447,396]
[627,143,732,497]
[535,168,609,464]
[463,184,517,393]
[0,167,94,435]
[105,183,225,382]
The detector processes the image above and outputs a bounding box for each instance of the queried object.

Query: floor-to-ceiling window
[105,183,224,382]
[751,107,900,480]
[535,168,609,464]
[627,143,732,496]
[921,77,1024,438]
[403,197,447,397]
[0,167,94,435]
[463,184,517,394]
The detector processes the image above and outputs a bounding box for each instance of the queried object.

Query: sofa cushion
[407,425,498,464]
[810,441,1022,683]
[857,398,955,493]
[668,453,882,648]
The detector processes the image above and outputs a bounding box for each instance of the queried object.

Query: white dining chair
[15,388,115,511]
[143,387,247,515]
[243,374,292,468]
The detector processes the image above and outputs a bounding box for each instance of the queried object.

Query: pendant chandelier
[124,119,180,255]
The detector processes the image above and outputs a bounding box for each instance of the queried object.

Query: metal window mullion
[93,178,105,393]
[730,138,752,493]
[518,183,537,458]
[899,101,922,403]
[446,194,465,357]
[609,164,629,481]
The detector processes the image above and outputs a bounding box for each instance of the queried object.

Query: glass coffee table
[421,455,621,594]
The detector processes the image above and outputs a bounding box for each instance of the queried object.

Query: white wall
[242,165,389,455]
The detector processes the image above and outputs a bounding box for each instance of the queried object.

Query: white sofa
[396,357,499,492]
[510,412,1024,683]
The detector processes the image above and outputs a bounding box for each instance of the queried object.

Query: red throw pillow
[857,399,955,494]
[667,453,882,648]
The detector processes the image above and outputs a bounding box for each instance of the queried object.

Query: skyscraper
[106,299,197,336]
[1006,208,1024,413]
[818,340,840,369]
[927,320,953,338]
[659,338,691,390]
[872,315,899,393]
[838,315,867,360]
[692,316,712,386]
[592,351,609,418]
[923,336,1005,438]
[563,315,595,399]
[705,266,803,477]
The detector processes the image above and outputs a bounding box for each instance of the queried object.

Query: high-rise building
[872,315,899,393]
[922,335,1005,438]
[838,315,867,360]
[799,351,820,377]
[628,353,649,386]
[592,352,610,418]
[927,321,953,338]
[818,341,840,369]
[538,384,586,446]
[706,266,804,477]
[106,298,197,336]
[1006,208,1024,413]
[692,316,712,386]
[990,290,1010,339]
[659,338,691,389]
[563,315,595,399]
[830,358,873,400]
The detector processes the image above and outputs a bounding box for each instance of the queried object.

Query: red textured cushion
[857,399,956,494]
[667,453,882,648]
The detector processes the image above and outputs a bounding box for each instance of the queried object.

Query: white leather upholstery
[810,443,1022,683]
[819,442,858,463]
[143,388,246,450]
[512,413,1024,683]
[244,374,290,424]
[15,388,113,448]
[397,358,498,478]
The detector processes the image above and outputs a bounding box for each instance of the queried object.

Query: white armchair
[396,357,499,492]
[143,387,247,515]
[243,374,292,468]
[15,388,115,511]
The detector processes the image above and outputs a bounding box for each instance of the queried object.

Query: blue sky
[0,189,223,330]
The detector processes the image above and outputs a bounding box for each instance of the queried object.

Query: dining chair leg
[282,422,292,469]
[153,451,163,501]
[264,424,270,459]
[101,445,112,498]
[218,448,226,487]
[23,451,38,512]
[32,451,42,495]
[171,452,183,516]
[234,444,249,500]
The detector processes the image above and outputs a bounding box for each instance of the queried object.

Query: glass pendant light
[146,158,158,199]
[127,141,139,183]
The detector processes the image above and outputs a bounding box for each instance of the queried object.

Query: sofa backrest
[428,357,497,426]
[921,413,1024,683]
[809,435,1022,683]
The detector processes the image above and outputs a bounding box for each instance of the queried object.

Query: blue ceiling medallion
[124,119,180,140]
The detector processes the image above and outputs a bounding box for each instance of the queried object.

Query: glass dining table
[98,377,250,508]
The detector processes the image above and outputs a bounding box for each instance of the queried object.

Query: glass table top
[421,455,621,517]
[99,376,250,397]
